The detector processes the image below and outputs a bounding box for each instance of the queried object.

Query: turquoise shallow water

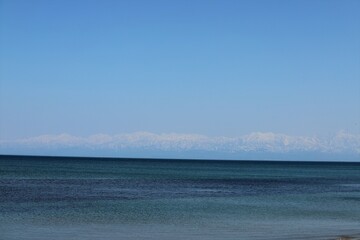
[1,155,360,239]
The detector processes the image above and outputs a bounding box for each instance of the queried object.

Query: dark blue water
[1,155,360,239]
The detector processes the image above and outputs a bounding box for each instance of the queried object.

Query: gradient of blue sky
[1,0,359,140]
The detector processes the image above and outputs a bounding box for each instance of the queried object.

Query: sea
[0,155,360,240]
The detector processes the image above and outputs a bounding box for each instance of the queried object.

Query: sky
[0,0,359,160]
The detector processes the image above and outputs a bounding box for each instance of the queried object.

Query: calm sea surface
[1,155,360,240]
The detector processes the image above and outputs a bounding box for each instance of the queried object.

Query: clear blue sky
[1,0,359,140]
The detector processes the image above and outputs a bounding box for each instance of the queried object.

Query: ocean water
[0,155,360,240]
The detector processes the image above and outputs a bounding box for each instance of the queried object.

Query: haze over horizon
[1,0,359,160]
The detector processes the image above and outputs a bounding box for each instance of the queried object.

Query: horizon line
[1,154,360,164]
